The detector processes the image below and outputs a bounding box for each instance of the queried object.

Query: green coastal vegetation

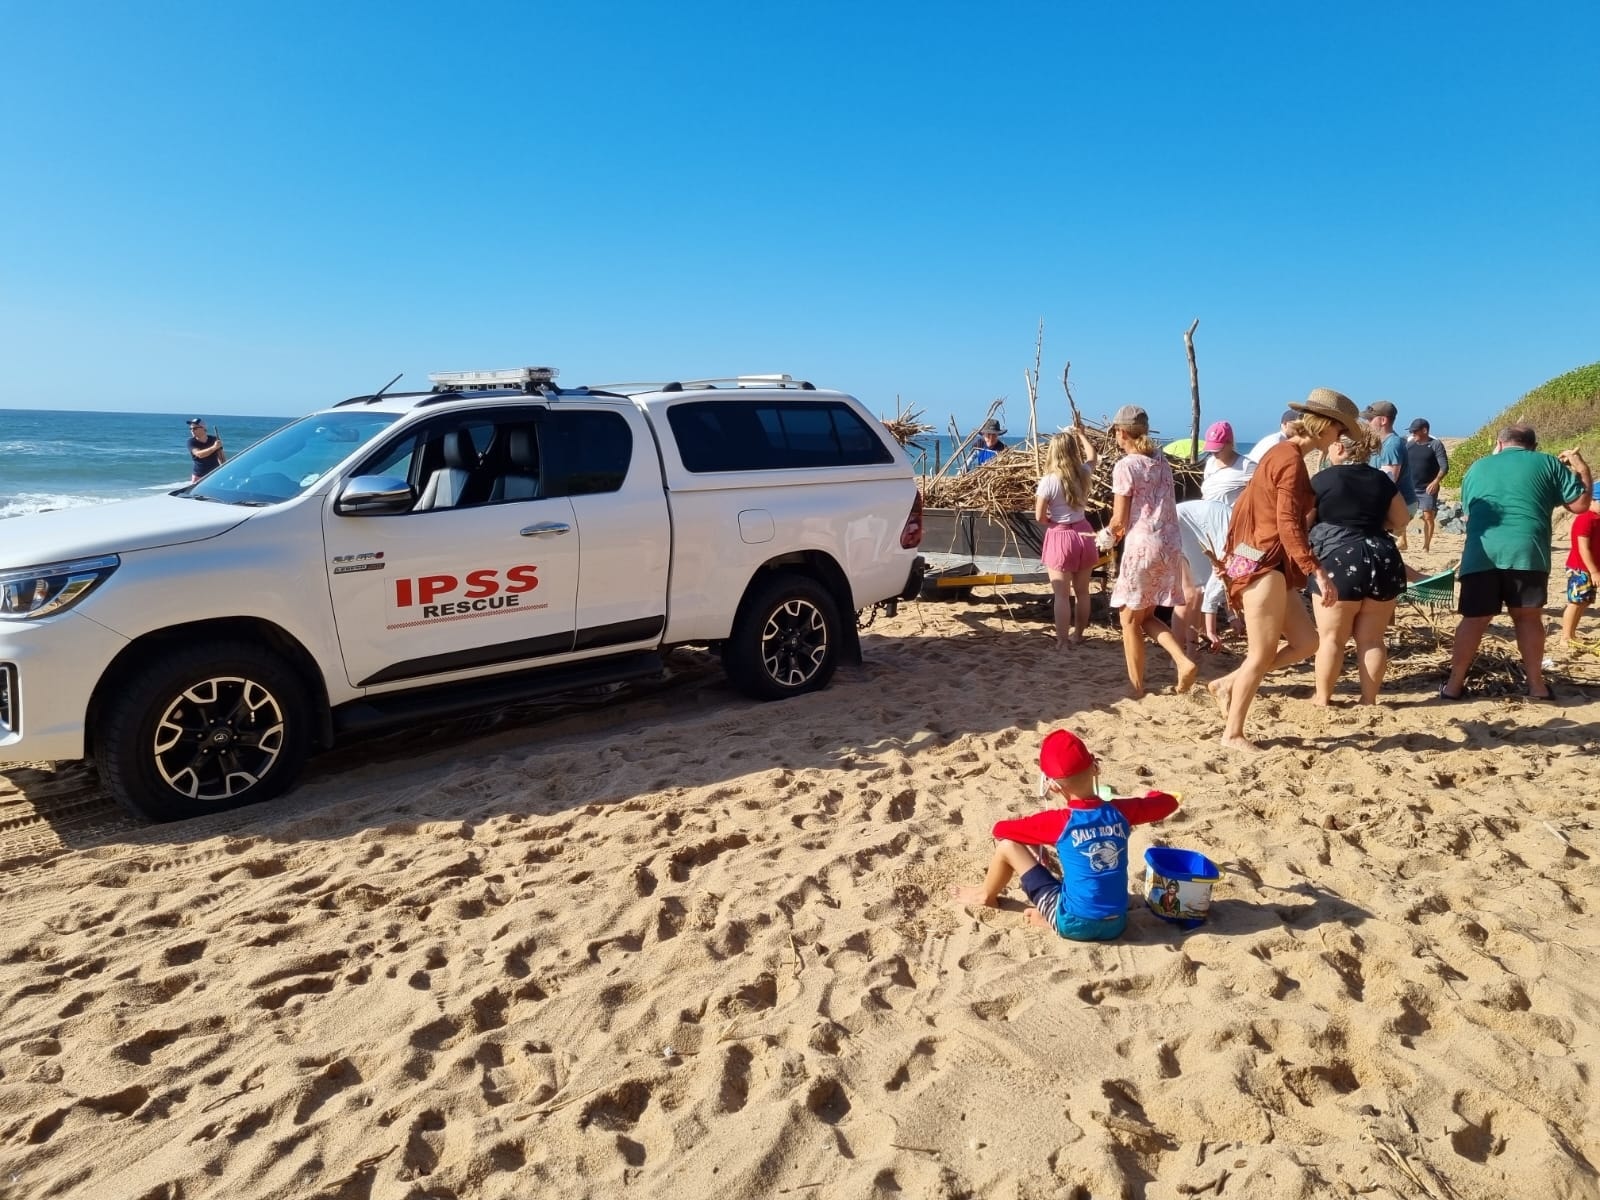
[1445,360,1600,485]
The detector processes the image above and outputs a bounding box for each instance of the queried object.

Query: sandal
[1436,684,1465,701]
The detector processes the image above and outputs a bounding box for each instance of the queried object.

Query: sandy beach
[2,522,1598,1200]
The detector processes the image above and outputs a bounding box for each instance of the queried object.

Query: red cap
[1039,729,1096,780]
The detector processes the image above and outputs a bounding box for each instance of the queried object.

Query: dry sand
[2,524,1598,1200]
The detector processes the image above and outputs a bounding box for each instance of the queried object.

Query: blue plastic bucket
[1143,847,1223,929]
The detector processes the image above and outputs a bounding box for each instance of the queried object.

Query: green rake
[1403,567,1457,614]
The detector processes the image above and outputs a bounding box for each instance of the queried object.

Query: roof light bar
[428,367,559,392]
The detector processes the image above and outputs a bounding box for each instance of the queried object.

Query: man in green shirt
[1442,424,1591,701]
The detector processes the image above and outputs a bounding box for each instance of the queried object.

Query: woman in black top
[1308,432,1410,705]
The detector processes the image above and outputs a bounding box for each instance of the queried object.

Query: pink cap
[1201,421,1235,452]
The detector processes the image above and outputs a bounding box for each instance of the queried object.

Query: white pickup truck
[0,369,926,821]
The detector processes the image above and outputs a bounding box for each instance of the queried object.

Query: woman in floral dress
[1107,406,1197,698]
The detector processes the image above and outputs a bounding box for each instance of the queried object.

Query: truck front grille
[0,664,16,735]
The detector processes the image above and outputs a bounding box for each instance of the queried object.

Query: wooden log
[1184,318,1201,464]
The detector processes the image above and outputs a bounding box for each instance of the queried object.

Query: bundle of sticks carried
[881,399,935,448]
[915,418,1208,519]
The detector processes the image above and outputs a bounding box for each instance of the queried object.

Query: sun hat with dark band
[1288,388,1363,439]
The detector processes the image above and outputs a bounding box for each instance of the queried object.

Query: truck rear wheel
[95,641,312,822]
[724,573,841,701]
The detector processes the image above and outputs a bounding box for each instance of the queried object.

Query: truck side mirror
[336,475,415,516]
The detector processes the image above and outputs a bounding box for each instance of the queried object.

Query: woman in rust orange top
[1208,389,1361,750]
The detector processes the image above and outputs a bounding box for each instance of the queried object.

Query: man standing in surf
[187,417,225,482]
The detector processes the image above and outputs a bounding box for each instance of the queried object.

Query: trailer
[917,506,1115,602]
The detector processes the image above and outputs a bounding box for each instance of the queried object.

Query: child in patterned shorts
[950,730,1178,941]
[1559,481,1600,648]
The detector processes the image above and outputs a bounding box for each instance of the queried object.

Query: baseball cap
[1109,405,1149,431]
[1279,409,1297,425]
[187,417,205,426]
[1361,400,1398,419]
[1407,418,1429,433]
[1201,420,1234,451]
[1040,729,1096,780]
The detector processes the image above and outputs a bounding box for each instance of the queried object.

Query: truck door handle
[520,522,571,537]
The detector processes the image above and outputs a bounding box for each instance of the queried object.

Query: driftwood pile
[913,419,1207,519]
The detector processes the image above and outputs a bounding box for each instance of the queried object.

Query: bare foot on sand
[1175,659,1199,694]
[1207,676,1232,717]
[1219,734,1261,752]
[1127,685,1147,701]
[1310,696,1331,708]
[950,885,996,908]
[1024,909,1051,928]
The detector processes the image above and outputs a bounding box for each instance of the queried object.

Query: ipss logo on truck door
[388,565,543,628]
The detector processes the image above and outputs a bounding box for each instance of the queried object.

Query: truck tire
[724,573,841,701]
[95,641,313,822]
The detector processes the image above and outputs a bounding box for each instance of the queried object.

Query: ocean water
[0,409,291,518]
[0,416,1055,517]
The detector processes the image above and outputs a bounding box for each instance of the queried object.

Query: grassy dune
[1445,361,1600,484]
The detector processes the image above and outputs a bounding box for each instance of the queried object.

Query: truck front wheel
[95,641,313,822]
[724,573,841,701]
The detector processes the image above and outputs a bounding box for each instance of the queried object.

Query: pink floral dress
[1110,453,1185,610]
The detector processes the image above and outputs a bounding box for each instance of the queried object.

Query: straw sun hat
[1288,388,1363,439]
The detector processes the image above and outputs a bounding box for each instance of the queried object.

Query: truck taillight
[900,492,924,549]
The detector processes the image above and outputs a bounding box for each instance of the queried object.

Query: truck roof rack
[592,375,816,394]
[676,374,815,391]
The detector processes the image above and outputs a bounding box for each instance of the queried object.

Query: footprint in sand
[401,1108,447,1177]
[716,972,778,1017]
[804,1077,852,1124]
[716,1044,754,1113]
[291,1055,363,1125]
[667,834,751,883]
[581,1079,653,1132]
[884,1037,938,1092]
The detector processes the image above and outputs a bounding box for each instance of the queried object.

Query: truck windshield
[187,411,402,506]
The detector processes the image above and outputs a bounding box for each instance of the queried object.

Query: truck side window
[668,401,894,472]
[357,412,545,511]
[543,410,633,497]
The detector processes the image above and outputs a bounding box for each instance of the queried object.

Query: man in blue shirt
[1362,401,1417,548]
[965,418,1007,470]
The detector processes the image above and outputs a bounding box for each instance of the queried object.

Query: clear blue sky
[3,2,1597,440]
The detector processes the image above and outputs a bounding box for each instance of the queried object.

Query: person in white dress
[1175,421,1255,651]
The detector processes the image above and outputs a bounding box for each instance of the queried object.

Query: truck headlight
[0,555,120,620]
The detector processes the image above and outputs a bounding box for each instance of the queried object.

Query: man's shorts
[1019,865,1128,942]
[1416,492,1439,514]
[1458,569,1549,617]
[1570,570,1597,606]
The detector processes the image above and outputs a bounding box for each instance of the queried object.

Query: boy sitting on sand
[950,729,1179,941]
